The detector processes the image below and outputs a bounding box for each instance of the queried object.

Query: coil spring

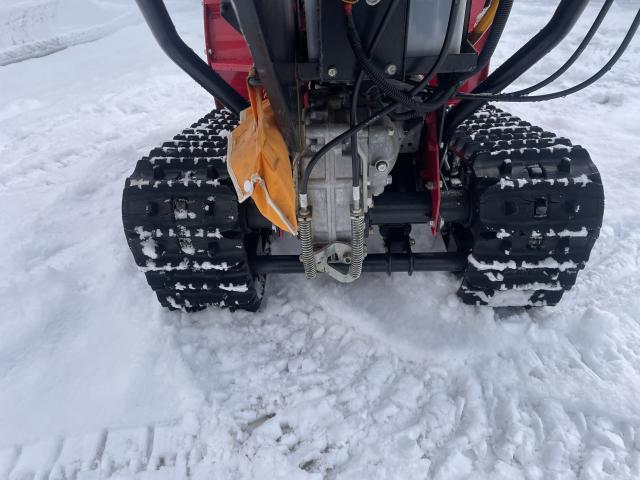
[349,214,366,279]
[298,216,317,279]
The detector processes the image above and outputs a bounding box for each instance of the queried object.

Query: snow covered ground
[1,1,640,478]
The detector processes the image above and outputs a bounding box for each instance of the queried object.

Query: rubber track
[450,106,605,307]
[122,109,265,312]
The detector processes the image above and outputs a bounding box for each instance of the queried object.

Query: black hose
[135,0,248,115]
[443,0,589,142]
[346,1,462,114]
[347,14,433,113]
[390,0,514,122]
[301,0,462,196]
[351,0,401,188]
[511,0,614,96]
[454,8,640,103]
[354,0,513,131]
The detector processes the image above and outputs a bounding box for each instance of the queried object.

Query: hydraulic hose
[509,0,615,96]
[454,8,640,103]
[385,0,514,123]
[444,0,589,141]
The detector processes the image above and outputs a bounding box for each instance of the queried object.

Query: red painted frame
[422,0,490,234]
[203,0,253,101]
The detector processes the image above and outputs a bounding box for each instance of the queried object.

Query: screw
[327,66,338,78]
[343,255,352,264]
[375,160,388,172]
[385,64,397,76]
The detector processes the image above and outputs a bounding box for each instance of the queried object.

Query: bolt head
[327,66,338,78]
[375,160,388,172]
[385,64,397,76]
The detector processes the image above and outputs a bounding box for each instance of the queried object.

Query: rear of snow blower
[122,0,639,311]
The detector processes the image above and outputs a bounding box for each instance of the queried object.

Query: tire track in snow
[1,423,195,479]
[1,371,639,480]
[0,18,137,67]
[0,0,139,67]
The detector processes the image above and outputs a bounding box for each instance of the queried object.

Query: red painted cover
[203,0,253,101]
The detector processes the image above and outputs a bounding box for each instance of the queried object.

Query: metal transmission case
[301,102,402,245]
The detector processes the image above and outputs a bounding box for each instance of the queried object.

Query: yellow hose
[470,0,500,45]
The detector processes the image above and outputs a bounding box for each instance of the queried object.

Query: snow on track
[1,1,640,479]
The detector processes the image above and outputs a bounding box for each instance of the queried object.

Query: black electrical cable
[453,8,640,103]
[351,0,401,188]
[347,13,436,113]
[510,0,614,96]
[380,0,514,125]
[443,0,589,143]
[301,0,462,196]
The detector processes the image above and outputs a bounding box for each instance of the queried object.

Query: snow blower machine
[122,0,639,311]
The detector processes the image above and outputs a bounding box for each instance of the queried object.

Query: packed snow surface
[1,1,640,479]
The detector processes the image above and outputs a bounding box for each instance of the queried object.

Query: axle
[244,191,470,230]
[250,253,467,275]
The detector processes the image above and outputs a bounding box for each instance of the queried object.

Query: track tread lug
[122,109,267,312]
[450,107,604,307]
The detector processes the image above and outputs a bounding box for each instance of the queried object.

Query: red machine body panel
[203,0,253,101]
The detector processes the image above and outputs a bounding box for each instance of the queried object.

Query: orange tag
[227,77,298,235]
